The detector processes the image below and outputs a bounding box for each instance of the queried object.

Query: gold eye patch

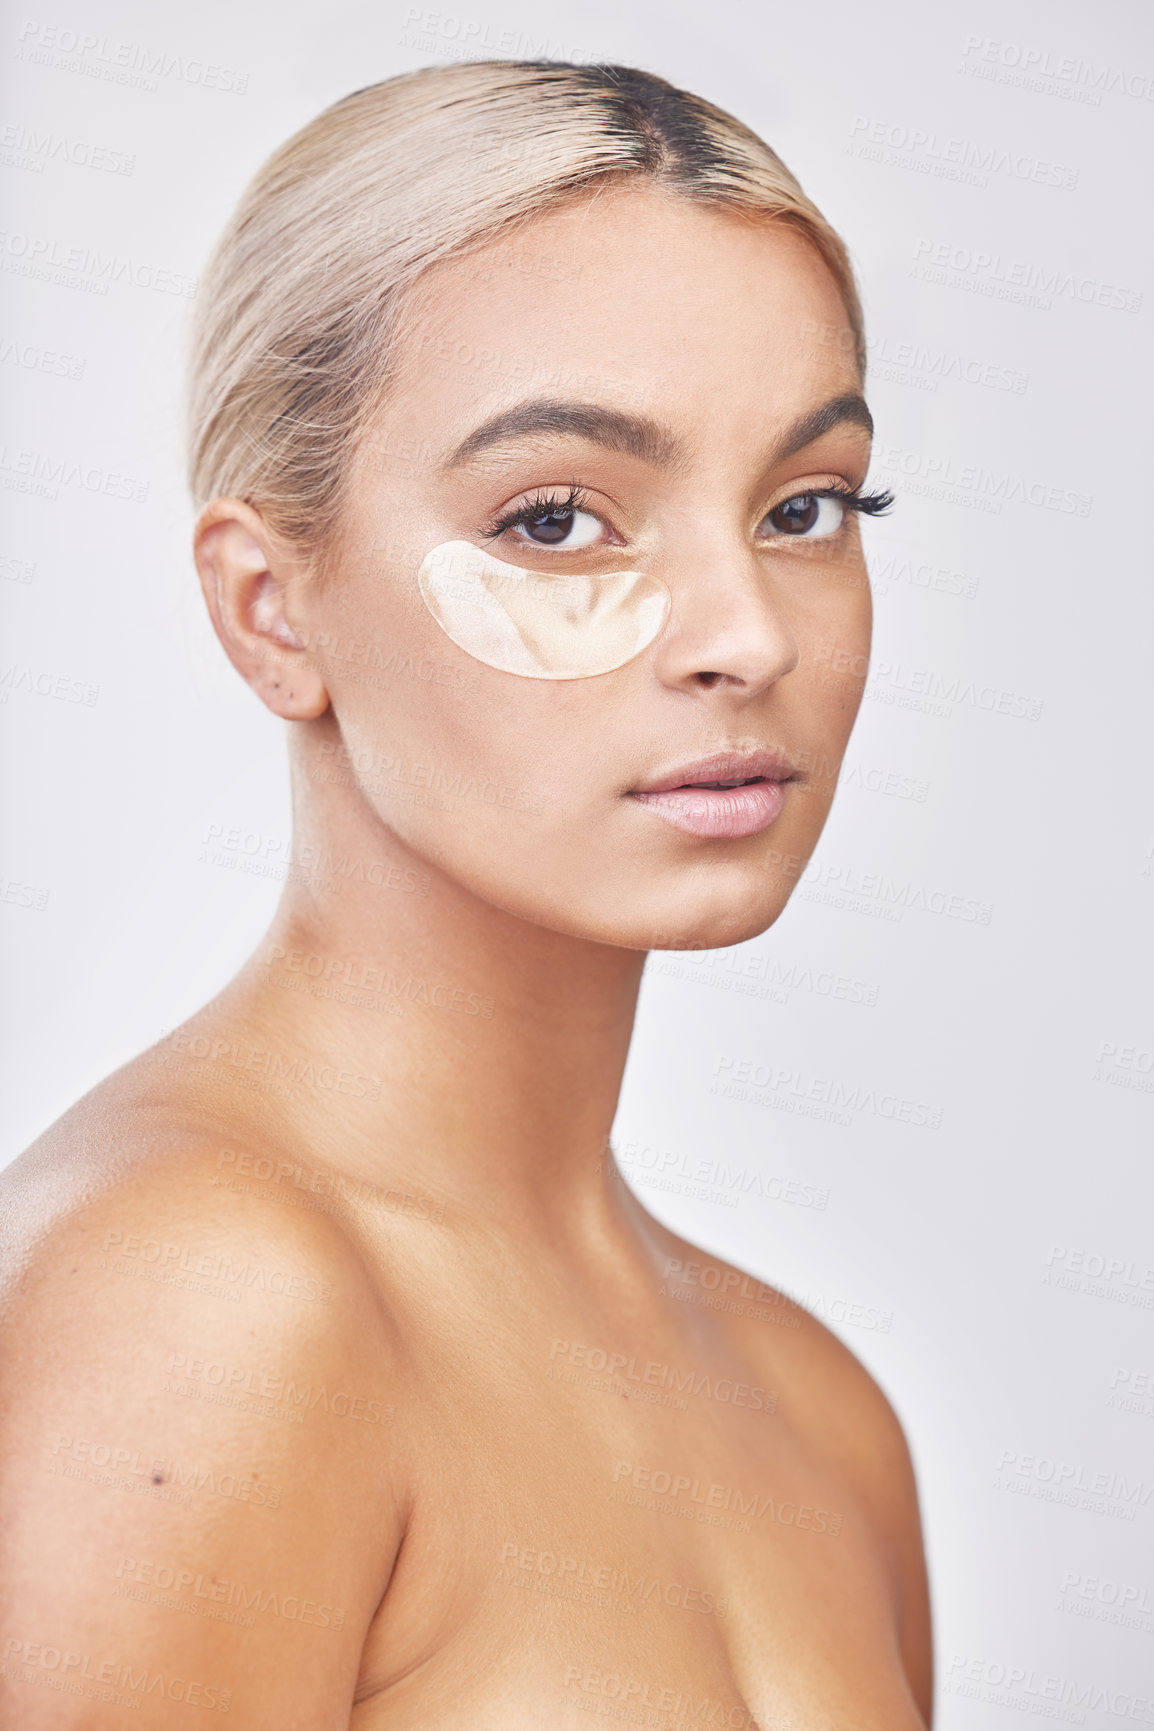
[417,540,670,680]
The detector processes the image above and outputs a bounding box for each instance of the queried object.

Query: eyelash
[787,483,895,523]
[479,479,895,543]
[481,483,593,541]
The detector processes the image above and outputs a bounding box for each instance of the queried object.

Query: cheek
[319,606,602,847]
[803,563,872,719]
[299,551,517,814]
[779,570,871,803]
[315,542,654,829]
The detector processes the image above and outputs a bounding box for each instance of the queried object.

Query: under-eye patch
[417,540,670,680]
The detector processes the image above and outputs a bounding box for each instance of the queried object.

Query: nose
[648,543,801,700]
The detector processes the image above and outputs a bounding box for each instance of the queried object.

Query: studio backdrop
[2,0,1151,1722]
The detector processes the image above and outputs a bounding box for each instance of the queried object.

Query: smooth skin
[0,185,932,1729]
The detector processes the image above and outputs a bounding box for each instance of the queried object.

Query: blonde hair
[187,60,865,560]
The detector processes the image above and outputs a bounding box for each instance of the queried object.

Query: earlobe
[193,500,330,720]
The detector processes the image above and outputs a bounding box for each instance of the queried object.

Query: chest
[352,1349,924,1730]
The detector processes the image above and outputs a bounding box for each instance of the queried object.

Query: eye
[508,503,604,550]
[483,484,612,552]
[760,492,848,539]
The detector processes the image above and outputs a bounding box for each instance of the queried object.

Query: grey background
[2,0,1152,1720]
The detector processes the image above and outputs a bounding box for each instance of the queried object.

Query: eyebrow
[442,391,873,471]
[776,392,874,460]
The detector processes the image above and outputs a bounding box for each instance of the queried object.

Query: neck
[208,740,647,1235]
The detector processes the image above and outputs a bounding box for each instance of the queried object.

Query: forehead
[385,186,860,452]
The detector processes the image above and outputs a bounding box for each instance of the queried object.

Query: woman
[0,60,932,1729]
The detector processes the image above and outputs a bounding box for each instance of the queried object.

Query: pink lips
[628,749,796,840]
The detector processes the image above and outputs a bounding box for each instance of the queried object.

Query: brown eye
[510,505,603,550]
[523,507,577,545]
[763,493,846,538]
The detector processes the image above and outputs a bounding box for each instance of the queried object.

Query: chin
[601,883,794,955]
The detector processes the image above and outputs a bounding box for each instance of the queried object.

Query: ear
[193,499,330,720]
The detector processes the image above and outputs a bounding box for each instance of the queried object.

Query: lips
[628,749,798,840]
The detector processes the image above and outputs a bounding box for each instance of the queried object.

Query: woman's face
[295,185,874,950]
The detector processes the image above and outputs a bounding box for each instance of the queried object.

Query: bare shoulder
[650,1220,907,1454]
[0,1087,391,1339]
[650,1217,934,1721]
[0,1101,410,1729]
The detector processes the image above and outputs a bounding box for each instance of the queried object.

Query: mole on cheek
[417,540,670,680]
